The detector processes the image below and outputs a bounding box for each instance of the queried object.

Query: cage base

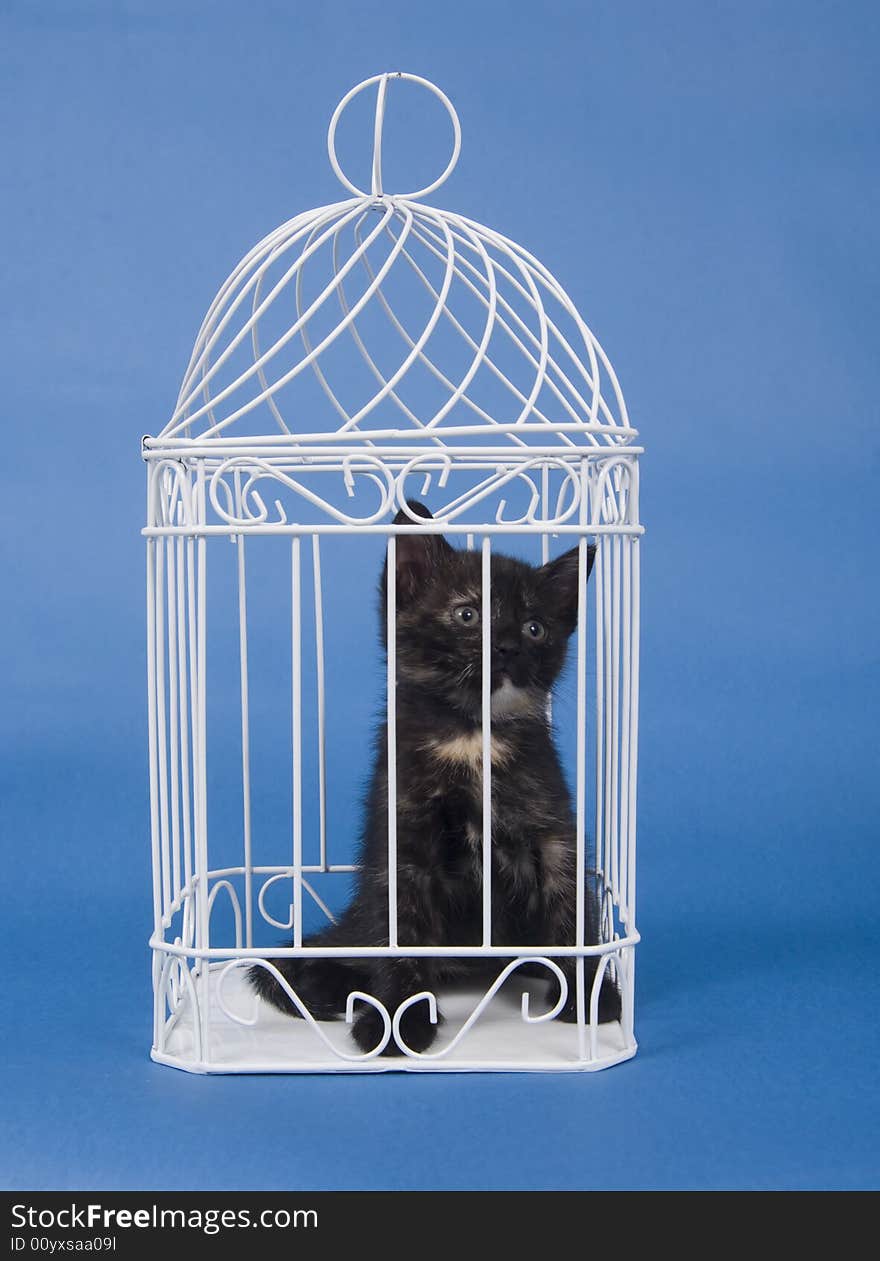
[153,965,636,1074]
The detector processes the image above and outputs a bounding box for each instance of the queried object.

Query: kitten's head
[381,501,595,721]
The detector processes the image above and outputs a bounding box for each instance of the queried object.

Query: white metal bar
[593,470,605,881]
[628,536,640,932]
[144,522,644,539]
[147,428,641,450]
[481,537,492,946]
[542,462,553,725]
[386,536,398,946]
[610,533,621,900]
[154,530,171,916]
[237,535,253,947]
[194,461,210,1060]
[146,540,162,939]
[602,534,613,895]
[176,534,193,891]
[575,455,590,1059]
[312,536,327,871]
[619,530,632,916]
[371,74,389,196]
[185,534,200,904]
[291,538,303,948]
[575,533,589,1060]
[166,537,181,902]
[621,945,636,1047]
[541,463,550,565]
[152,937,639,961]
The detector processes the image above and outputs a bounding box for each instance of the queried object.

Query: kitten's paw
[350,997,441,1055]
[349,1004,391,1056]
[393,1000,441,1055]
[597,977,623,1024]
[555,973,622,1024]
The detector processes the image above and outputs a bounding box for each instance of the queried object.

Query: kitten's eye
[453,604,480,626]
[522,618,546,642]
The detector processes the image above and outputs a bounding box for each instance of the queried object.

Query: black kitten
[249,501,620,1053]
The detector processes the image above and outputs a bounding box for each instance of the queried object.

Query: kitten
[249,501,620,1054]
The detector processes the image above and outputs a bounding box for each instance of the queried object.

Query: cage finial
[327,71,462,201]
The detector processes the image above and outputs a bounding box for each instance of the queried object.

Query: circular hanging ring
[327,71,462,201]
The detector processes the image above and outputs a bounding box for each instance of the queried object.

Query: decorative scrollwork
[149,459,196,529]
[156,950,203,1061]
[391,956,568,1059]
[217,959,392,1060]
[590,456,637,527]
[394,456,584,526]
[257,870,339,931]
[206,879,243,948]
[208,455,395,527]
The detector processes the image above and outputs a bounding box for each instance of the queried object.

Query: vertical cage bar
[237,535,254,947]
[291,538,303,948]
[312,536,328,871]
[610,531,621,900]
[386,536,398,946]
[194,461,210,1060]
[176,533,193,891]
[146,538,163,940]
[154,531,171,917]
[602,530,613,898]
[195,532,209,1055]
[593,470,605,885]
[481,536,492,946]
[619,527,632,916]
[541,463,550,565]
[541,463,553,726]
[166,536,181,903]
[621,944,636,1047]
[628,533,640,930]
[186,533,200,905]
[146,471,162,1053]
[575,532,589,1060]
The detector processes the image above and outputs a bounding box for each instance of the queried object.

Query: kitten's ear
[539,543,596,630]
[388,500,453,602]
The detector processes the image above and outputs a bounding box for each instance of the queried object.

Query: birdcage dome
[155,73,633,454]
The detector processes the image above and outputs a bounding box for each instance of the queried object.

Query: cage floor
[154,965,636,1074]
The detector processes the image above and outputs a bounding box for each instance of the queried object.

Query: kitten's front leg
[351,958,438,1055]
[349,860,441,1056]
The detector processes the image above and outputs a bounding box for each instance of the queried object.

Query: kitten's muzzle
[491,641,528,688]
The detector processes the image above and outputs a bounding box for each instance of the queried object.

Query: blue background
[2,0,878,1190]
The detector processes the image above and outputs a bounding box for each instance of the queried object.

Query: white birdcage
[144,72,642,1073]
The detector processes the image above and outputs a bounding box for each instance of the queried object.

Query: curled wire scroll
[391,958,569,1059]
[209,455,395,526]
[204,454,636,529]
[217,960,393,1060]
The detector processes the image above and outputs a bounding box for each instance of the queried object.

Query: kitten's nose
[493,637,521,661]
